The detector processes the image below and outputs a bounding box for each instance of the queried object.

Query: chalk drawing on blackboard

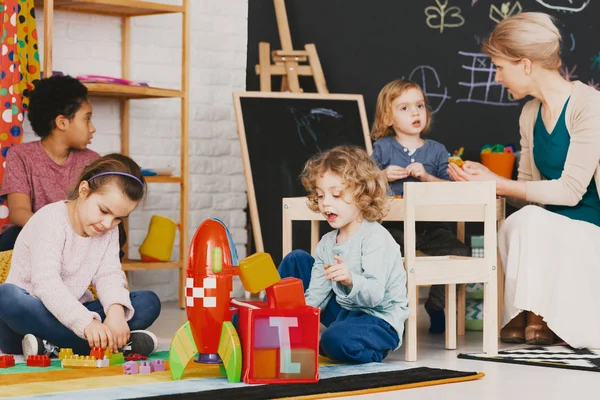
[535,0,589,12]
[569,34,576,51]
[588,79,599,90]
[591,52,600,70]
[405,65,451,114]
[456,51,519,107]
[288,107,343,151]
[489,2,522,23]
[425,0,465,33]
[561,64,578,81]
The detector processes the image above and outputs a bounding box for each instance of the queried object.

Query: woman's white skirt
[499,205,600,349]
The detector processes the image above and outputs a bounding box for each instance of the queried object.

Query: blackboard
[233,92,371,264]
[246,0,599,163]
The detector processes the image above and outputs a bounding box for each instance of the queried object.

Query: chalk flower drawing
[560,65,578,81]
[489,2,522,23]
[587,79,599,90]
[591,52,600,70]
[425,0,465,33]
[535,0,590,12]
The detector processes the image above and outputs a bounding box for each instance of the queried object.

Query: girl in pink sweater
[0,154,160,357]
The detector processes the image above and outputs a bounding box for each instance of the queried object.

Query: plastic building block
[90,347,105,360]
[266,277,306,309]
[58,348,74,360]
[123,361,139,375]
[253,349,277,379]
[124,353,147,361]
[96,358,110,368]
[61,355,97,368]
[27,355,51,367]
[0,355,15,368]
[109,352,125,366]
[238,252,280,294]
[169,320,199,380]
[150,360,166,373]
[217,321,242,383]
[139,361,152,374]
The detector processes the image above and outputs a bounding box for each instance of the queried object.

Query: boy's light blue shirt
[304,220,409,349]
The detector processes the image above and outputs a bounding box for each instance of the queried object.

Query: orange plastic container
[481,152,515,179]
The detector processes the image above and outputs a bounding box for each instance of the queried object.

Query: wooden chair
[403,181,498,361]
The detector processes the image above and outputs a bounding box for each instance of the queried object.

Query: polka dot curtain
[0,0,40,227]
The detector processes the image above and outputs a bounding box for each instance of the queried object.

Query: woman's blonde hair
[482,12,562,70]
[300,146,390,223]
[371,79,432,140]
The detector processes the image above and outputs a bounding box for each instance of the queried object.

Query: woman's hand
[448,161,500,182]
[104,305,130,353]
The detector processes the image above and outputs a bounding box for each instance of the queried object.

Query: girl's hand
[104,305,130,353]
[325,256,353,289]
[84,319,114,350]
[448,161,500,182]
[384,165,408,182]
[405,162,430,181]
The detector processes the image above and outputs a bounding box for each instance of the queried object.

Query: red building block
[27,355,51,367]
[266,277,306,309]
[0,355,15,368]
[90,347,105,360]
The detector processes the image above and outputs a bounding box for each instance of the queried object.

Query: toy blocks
[90,347,105,360]
[139,361,152,374]
[0,355,15,368]
[109,352,125,366]
[61,355,96,368]
[238,252,280,294]
[266,277,306,309]
[58,348,74,360]
[27,355,50,367]
[96,358,110,368]
[123,361,139,375]
[150,360,166,372]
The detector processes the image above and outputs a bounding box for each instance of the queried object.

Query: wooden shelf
[34,0,184,17]
[145,175,182,183]
[84,83,182,99]
[122,259,182,271]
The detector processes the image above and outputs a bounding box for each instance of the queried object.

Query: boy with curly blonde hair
[278,145,409,363]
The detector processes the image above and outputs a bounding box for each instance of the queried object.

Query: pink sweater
[6,201,134,338]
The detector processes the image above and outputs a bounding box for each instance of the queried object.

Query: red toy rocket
[185,218,239,363]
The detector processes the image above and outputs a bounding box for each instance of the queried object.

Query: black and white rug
[458,346,600,372]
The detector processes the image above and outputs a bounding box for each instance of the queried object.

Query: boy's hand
[383,165,408,182]
[406,162,430,181]
[84,319,114,350]
[104,305,130,353]
[325,256,353,289]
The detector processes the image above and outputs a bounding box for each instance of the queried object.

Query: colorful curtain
[0,0,40,226]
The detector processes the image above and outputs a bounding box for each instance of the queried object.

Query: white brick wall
[25,0,249,301]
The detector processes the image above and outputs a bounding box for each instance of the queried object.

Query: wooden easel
[255,0,328,94]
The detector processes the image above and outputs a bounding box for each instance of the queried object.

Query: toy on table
[480,144,516,179]
[26,355,50,367]
[76,75,149,87]
[0,355,15,368]
[448,147,465,167]
[169,218,320,385]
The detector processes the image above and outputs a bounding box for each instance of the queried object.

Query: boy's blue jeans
[0,283,161,355]
[278,250,399,363]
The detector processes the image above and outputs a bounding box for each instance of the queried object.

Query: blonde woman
[449,12,600,348]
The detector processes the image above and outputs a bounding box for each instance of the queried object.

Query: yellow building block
[238,252,280,294]
[253,349,277,379]
[61,355,97,368]
[58,348,73,360]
